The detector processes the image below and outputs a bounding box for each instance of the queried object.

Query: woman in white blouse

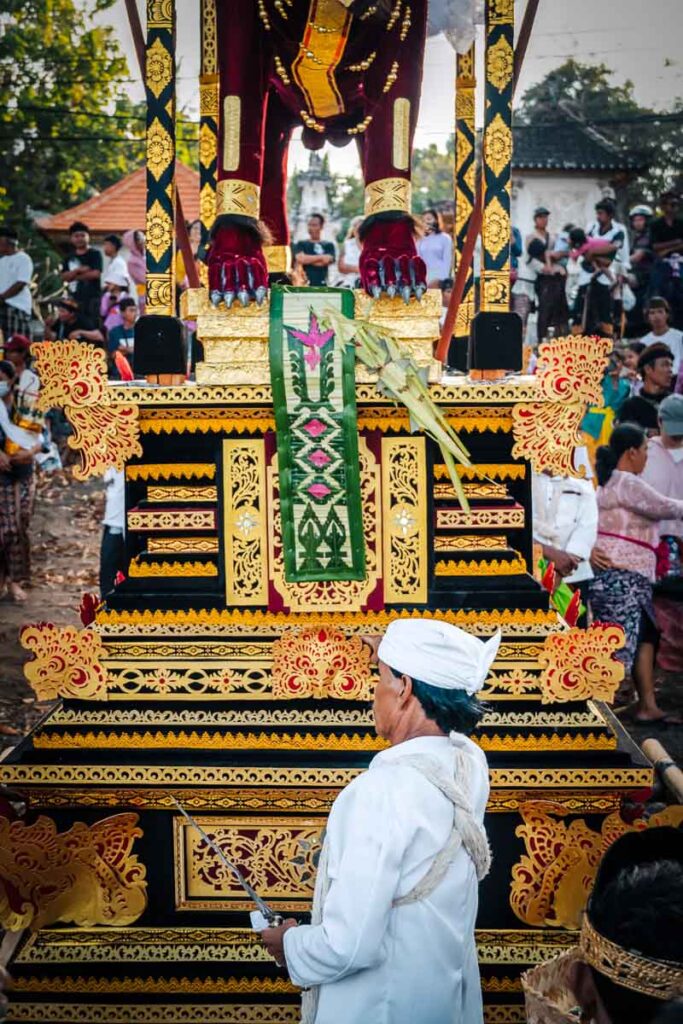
[417,209,453,288]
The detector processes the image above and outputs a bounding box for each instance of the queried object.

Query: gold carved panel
[174,816,324,912]
[268,437,381,612]
[222,439,269,605]
[382,436,427,603]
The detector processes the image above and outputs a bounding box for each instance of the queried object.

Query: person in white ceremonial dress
[262,618,501,1024]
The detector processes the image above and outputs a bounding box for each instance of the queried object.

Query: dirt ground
[0,471,101,745]
[0,473,681,766]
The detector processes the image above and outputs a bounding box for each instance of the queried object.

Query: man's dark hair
[440,277,454,290]
[0,359,16,379]
[569,227,587,247]
[104,233,122,250]
[628,340,647,357]
[0,226,18,242]
[390,668,486,735]
[647,295,672,317]
[638,341,674,374]
[308,213,325,227]
[586,828,683,1024]
[69,221,89,235]
[118,297,137,312]
[596,198,616,215]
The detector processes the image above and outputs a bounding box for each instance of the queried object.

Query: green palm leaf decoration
[322,306,472,511]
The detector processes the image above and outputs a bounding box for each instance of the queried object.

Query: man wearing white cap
[262,618,501,1024]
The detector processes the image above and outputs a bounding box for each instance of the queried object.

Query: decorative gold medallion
[272,628,373,699]
[215,179,260,218]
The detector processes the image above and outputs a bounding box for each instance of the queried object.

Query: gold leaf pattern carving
[145,36,173,98]
[537,624,625,704]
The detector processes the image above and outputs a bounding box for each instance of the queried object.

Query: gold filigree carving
[95,606,561,632]
[484,113,512,178]
[434,482,508,499]
[104,663,270,700]
[14,977,297,995]
[200,0,218,76]
[392,97,410,170]
[147,536,219,553]
[222,95,241,171]
[487,0,514,22]
[483,194,510,260]
[145,273,173,315]
[146,198,174,262]
[511,802,683,928]
[68,404,142,480]
[127,463,216,481]
[481,269,510,312]
[365,176,412,215]
[147,485,217,502]
[145,36,172,98]
[16,927,269,964]
[20,623,107,702]
[436,506,525,529]
[434,533,507,551]
[382,436,428,602]
[32,341,106,410]
[435,554,526,576]
[476,733,615,752]
[128,558,218,578]
[147,0,173,28]
[198,121,217,167]
[538,624,625,704]
[512,337,612,475]
[215,179,260,218]
[0,763,654,790]
[147,118,174,180]
[223,439,269,605]
[35,730,387,752]
[0,813,146,930]
[199,181,216,227]
[47,707,374,729]
[127,509,216,531]
[175,815,323,910]
[434,462,525,481]
[7,1006,300,1023]
[269,438,381,612]
[486,34,513,91]
[272,628,373,700]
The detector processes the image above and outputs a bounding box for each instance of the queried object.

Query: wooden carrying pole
[436,0,541,363]
[124,0,200,292]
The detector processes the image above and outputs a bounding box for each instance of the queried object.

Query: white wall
[512,171,615,239]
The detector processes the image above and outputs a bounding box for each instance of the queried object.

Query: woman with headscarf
[123,229,146,313]
[588,422,683,723]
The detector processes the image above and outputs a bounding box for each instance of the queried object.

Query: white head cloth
[377,619,502,696]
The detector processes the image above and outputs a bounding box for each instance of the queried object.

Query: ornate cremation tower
[0,2,672,1023]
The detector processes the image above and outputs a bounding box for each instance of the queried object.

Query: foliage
[328,174,365,240]
[516,60,683,206]
[412,138,455,210]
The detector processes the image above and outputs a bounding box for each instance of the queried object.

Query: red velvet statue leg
[260,90,298,248]
[358,0,428,298]
[210,0,270,305]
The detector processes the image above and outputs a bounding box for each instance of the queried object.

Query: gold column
[454,44,476,341]
[481,0,514,314]
[145,0,176,316]
[199,0,219,246]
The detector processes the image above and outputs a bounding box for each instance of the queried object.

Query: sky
[100,0,683,177]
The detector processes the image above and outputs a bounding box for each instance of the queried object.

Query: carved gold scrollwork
[146,198,174,262]
[175,815,323,911]
[20,622,108,701]
[147,118,174,180]
[0,813,147,930]
[512,337,612,475]
[145,273,174,315]
[223,439,269,605]
[272,628,373,700]
[538,624,625,704]
[510,801,683,928]
[382,436,427,602]
[67,405,142,480]
[486,34,513,91]
[145,35,173,96]
[483,195,510,260]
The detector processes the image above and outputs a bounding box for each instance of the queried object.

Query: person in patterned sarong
[589,422,683,724]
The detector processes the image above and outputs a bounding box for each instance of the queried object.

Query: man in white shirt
[532,447,598,587]
[103,235,131,291]
[575,198,628,335]
[262,618,499,1024]
[0,227,34,340]
[100,468,126,596]
[640,296,682,375]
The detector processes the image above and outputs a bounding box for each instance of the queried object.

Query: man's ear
[398,674,413,706]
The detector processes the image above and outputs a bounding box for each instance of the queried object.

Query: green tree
[0,0,146,226]
[516,59,683,206]
[411,138,455,210]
